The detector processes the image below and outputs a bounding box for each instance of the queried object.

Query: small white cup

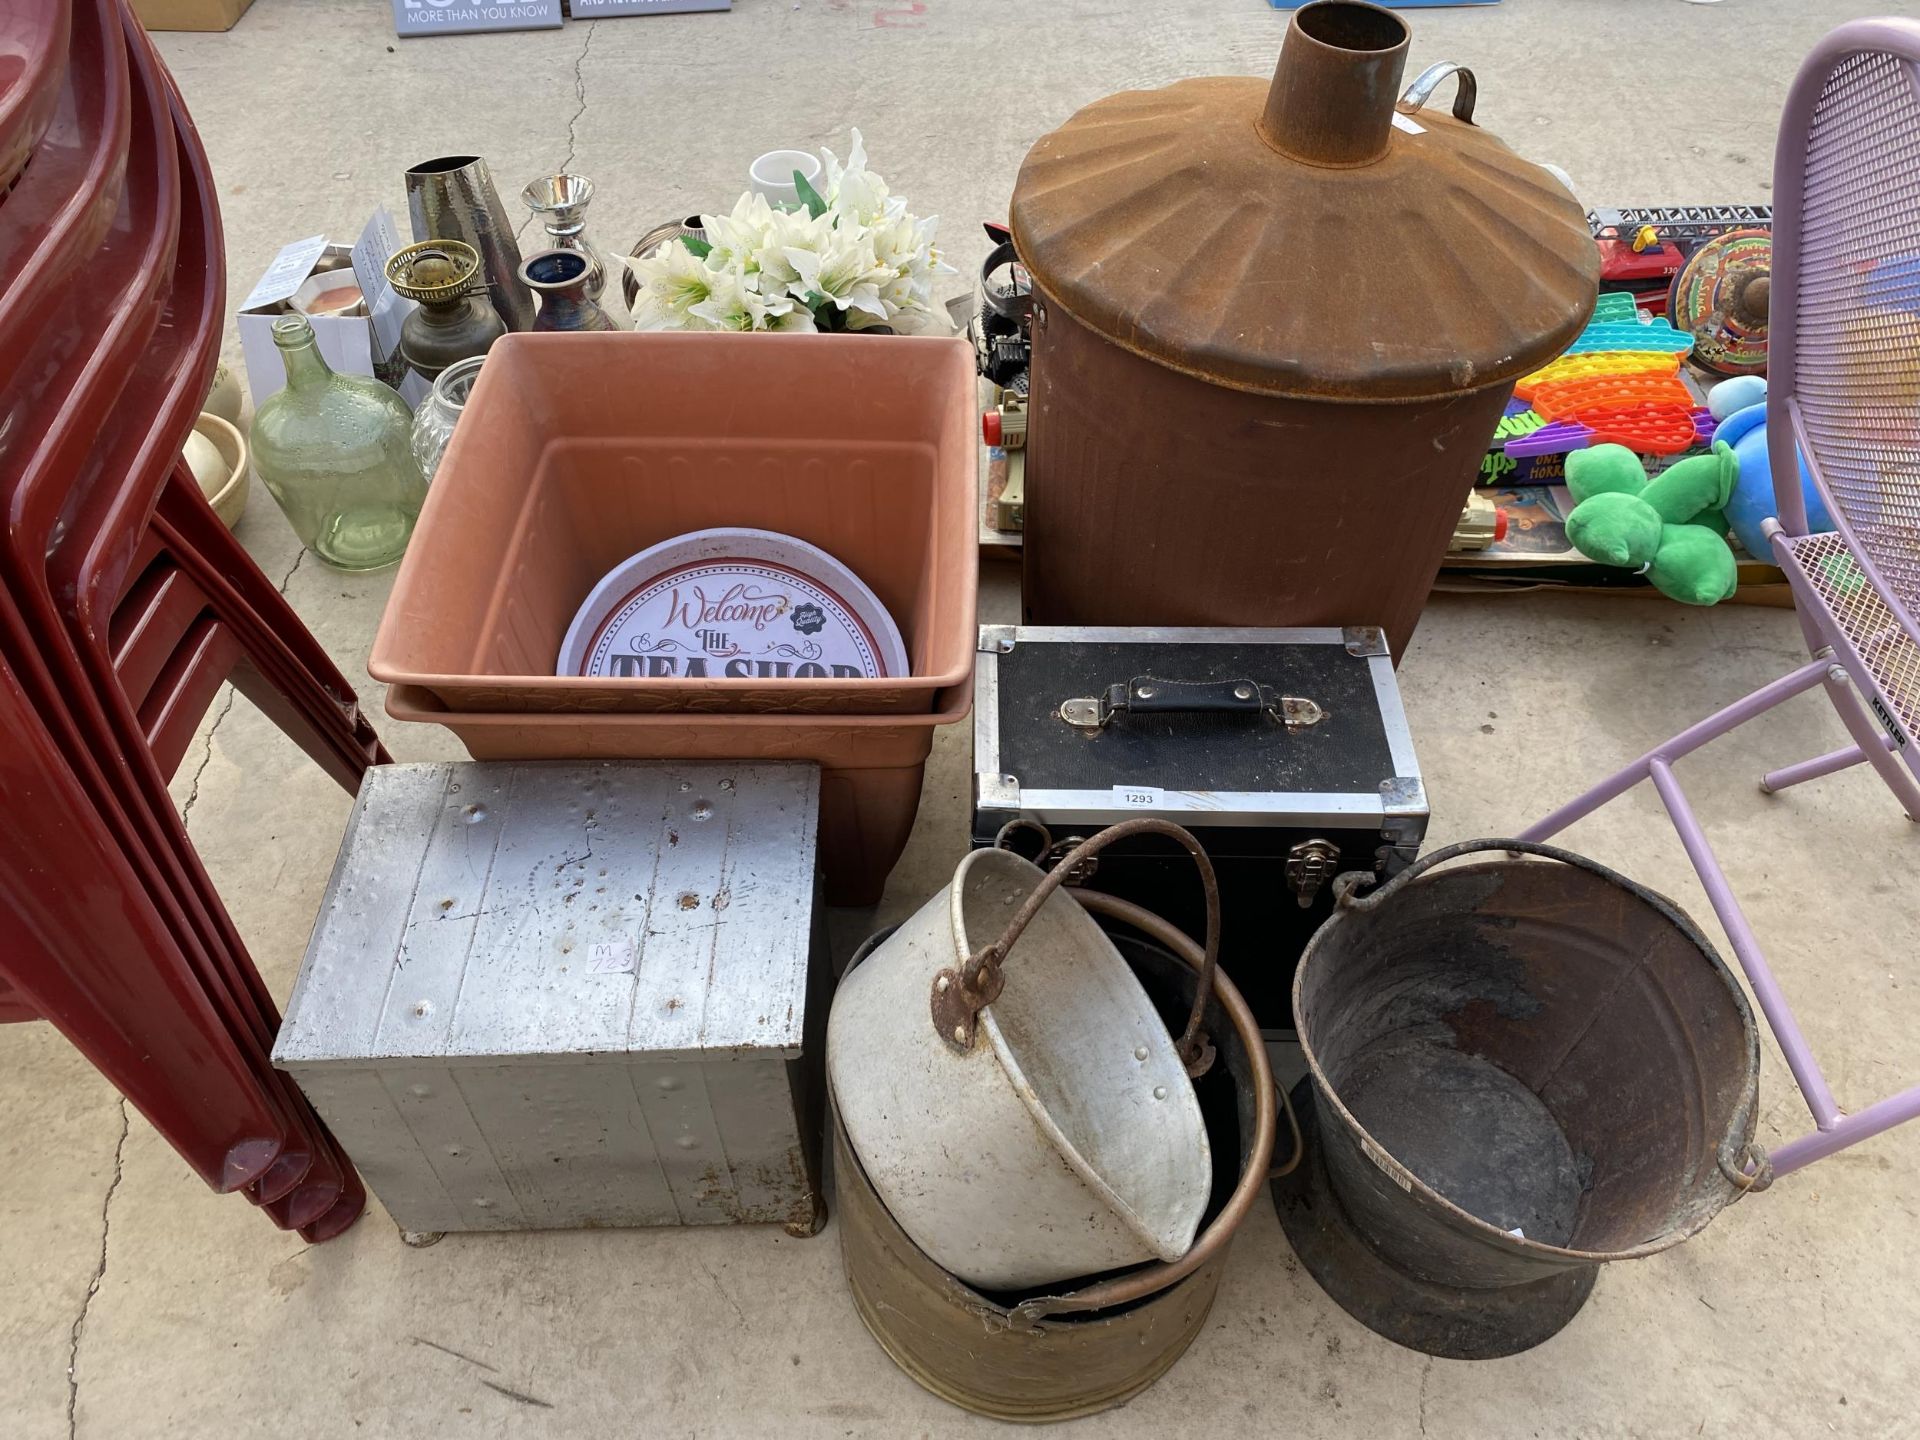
[749,149,824,211]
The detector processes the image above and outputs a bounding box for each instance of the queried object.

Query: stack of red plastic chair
[0,0,383,1242]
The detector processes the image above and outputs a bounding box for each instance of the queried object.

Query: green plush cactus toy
[1563,441,1740,606]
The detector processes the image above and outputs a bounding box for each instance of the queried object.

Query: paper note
[351,205,415,364]
[240,234,329,312]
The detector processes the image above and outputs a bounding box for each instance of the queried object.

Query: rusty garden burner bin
[1009,1,1598,662]
[832,889,1274,1422]
[1275,840,1764,1359]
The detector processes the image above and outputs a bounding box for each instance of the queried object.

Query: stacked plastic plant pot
[369,330,980,905]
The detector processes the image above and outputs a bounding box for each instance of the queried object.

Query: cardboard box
[237,208,429,416]
[131,0,255,31]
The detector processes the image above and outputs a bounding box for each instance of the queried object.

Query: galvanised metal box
[273,760,827,1236]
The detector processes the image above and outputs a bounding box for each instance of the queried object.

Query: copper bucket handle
[1398,61,1478,125]
[1007,889,1276,1324]
[933,818,1221,1077]
[1327,838,1775,1196]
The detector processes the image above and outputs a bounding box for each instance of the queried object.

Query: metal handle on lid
[934,818,1221,1077]
[1008,887,1275,1323]
[1398,61,1478,125]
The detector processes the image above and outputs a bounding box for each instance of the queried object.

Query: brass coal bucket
[831,891,1275,1422]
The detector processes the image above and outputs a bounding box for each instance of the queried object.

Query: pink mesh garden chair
[1525,17,1920,1182]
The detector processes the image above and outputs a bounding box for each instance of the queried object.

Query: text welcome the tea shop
[607,655,865,678]
[606,582,865,678]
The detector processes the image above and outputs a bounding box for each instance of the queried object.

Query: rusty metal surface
[1008,4,1598,402]
[831,899,1267,1421]
[1021,303,1515,659]
[1012,2,1598,655]
[1273,1080,1598,1360]
[1275,840,1761,1358]
[1258,1,1410,169]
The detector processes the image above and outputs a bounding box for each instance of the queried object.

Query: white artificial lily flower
[701,192,778,276]
[631,131,944,334]
[764,299,819,333]
[625,241,719,330]
[687,267,765,332]
[752,206,830,295]
[786,233,891,321]
[819,127,892,228]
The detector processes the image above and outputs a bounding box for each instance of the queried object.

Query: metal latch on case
[1060,677,1326,731]
[1286,838,1344,909]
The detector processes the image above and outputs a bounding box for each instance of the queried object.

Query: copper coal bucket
[1010,1,1599,662]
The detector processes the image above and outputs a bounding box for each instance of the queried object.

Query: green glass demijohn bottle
[251,314,430,571]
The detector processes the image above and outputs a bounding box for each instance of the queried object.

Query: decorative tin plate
[558,528,909,680]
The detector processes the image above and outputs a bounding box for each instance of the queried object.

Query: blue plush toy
[1709,378,1836,561]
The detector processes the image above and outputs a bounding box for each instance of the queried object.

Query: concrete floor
[6,0,1920,1434]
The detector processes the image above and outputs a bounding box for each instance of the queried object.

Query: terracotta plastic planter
[369,331,978,715]
[382,680,971,906]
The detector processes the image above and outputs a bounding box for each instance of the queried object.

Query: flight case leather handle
[1059,677,1326,731]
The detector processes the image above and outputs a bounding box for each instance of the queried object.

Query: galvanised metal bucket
[1276,840,1765,1359]
[833,890,1275,1422]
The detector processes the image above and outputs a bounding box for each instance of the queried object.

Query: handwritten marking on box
[590,939,637,975]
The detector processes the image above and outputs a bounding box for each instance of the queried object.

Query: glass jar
[410,354,484,483]
[251,315,429,572]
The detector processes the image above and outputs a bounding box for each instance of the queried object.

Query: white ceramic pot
[826,844,1211,1291]
[749,149,823,211]
[189,412,249,528]
[204,359,245,433]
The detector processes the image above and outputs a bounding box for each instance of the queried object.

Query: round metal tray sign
[557,528,909,680]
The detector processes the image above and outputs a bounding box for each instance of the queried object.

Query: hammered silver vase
[404,155,535,333]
